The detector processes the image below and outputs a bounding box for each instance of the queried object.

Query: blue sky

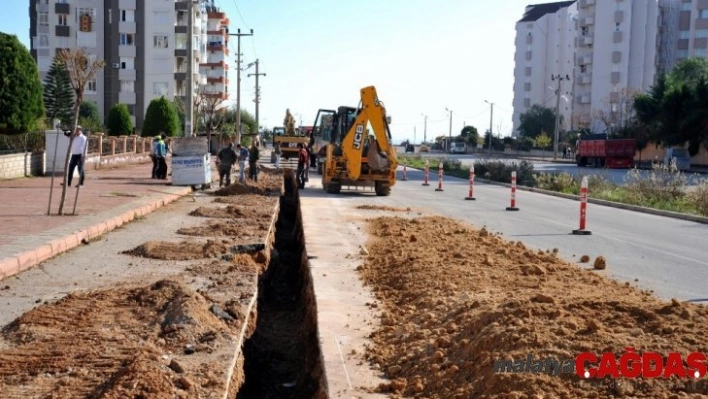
[0,0,535,143]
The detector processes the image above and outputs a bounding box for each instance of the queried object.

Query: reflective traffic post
[572,176,592,235]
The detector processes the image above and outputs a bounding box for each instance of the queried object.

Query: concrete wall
[635,142,708,165]
[0,152,45,179]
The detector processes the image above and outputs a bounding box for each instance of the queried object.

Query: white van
[449,142,466,154]
[664,147,691,172]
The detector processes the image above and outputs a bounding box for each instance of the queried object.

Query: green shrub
[533,172,578,193]
[473,160,535,186]
[687,179,708,216]
[625,164,687,204]
[107,103,133,136]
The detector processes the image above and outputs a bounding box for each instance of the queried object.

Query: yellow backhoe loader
[311,86,397,196]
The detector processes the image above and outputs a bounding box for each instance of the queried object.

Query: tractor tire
[326,183,341,194]
[375,181,391,196]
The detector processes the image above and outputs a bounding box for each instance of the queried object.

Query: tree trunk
[57,102,81,215]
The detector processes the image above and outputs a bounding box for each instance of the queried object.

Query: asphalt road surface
[305,167,708,302]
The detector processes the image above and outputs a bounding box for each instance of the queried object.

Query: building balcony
[577,94,591,104]
[119,91,136,104]
[579,36,593,47]
[207,29,226,35]
[577,54,593,65]
[579,16,594,26]
[207,76,228,84]
[578,74,592,85]
[207,11,226,19]
[200,60,226,68]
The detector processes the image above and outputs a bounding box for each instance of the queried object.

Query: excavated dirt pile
[213,168,283,196]
[360,215,708,399]
[123,239,232,260]
[0,277,249,398]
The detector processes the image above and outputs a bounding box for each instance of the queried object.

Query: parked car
[405,144,415,153]
[449,142,466,154]
[664,147,691,171]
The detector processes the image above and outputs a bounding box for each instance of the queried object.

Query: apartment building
[573,0,660,132]
[29,0,217,132]
[200,4,229,100]
[512,1,578,137]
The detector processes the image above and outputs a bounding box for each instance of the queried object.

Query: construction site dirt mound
[189,204,274,220]
[123,239,231,260]
[213,169,283,196]
[356,205,412,212]
[177,219,272,240]
[0,278,241,398]
[359,215,708,398]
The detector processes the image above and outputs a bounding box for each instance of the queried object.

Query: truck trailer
[575,134,636,169]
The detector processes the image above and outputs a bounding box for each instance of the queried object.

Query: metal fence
[89,134,151,157]
[0,132,46,155]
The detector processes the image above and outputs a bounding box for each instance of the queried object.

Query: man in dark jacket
[217,142,238,187]
[248,141,260,182]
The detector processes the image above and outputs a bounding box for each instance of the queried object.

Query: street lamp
[421,113,428,144]
[484,100,494,155]
[445,107,453,152]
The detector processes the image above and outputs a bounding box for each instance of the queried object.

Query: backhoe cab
[311,86,397,196]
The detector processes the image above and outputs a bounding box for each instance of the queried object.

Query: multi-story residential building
[667,0,708,65]
[573,0,660,132]
[29,0,217,132]
[200,4,229,101]
[512,1,578,137]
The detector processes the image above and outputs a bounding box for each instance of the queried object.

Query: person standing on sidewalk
[150,136,160,178]
[216,142,237,187]
[297,143,308,189]
[67,126,88,187]
[249,141,260,182]
[236,144,249,183]
[155,136,168,179]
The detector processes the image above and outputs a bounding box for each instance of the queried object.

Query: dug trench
[236,170,328,399]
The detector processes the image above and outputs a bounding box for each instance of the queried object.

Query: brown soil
[359,215,708,398]
[123,239,232,260]
[0,278,246,398]
[357,205,412,212]
[213,168,283,196]
[190,204,274,220]
[177,219,272,241]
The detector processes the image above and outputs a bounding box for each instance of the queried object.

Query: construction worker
[249,141,260,181]
[217,142,237,187]
[155,136,167,179]
[297,143,308,189]
[236,144,248,183]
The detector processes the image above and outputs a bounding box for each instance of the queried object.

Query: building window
[57,0,68,3]
[38,34,49,47]
[580,65,587,73]
[38,12,49,26]
[154,11,169,25]
[58,14,68,26]
[682,2,692,11]
[120,33,135,46]
[121,10,135,22]
[615,23,621,32]
[120,80,134,93]
[76,8,96,23]
[153,82,169,96]
[120,57,134,69]
[85,80,97,94]
[680,30,691,39]
[696,29,708,38]
[56,37,69,48]
[700,9,708,19]
[154,35,169,49]
[581,26,588,36]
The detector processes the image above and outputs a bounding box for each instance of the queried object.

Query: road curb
[0,187,193,282]
[401,165,708,225]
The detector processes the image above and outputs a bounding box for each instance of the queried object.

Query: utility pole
[228,28,253,143]
[551,74,570,160]
[247,59,266,145]
[414,126,416,145]
[186,1,196,137]
[485,100,494,155]
[445,108,452,151]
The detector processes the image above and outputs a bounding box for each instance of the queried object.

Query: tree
[534,131,552,150]
[43,55,74,127]
[517,105,557,139]
[239,109,257,145]
[0,33,44,134]
[54,48,105,215]
[143,96,181,137]
[460,125,479,146]
[107,104,133,136]
[79,100,103,132]
[196,89,228,148]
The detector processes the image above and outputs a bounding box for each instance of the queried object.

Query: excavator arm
[339,86,398,180]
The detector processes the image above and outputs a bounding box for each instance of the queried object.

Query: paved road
[304,167,708,302]
[400,152,704,186]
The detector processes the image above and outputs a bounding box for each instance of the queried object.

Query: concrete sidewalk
[0,162,195,281]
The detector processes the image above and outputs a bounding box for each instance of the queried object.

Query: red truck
[575,134,636,168]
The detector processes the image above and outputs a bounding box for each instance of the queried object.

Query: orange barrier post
[506,171,519,211]
[422,159,430,186]
[402,163,408,181]
[572,176,592,235]
[435,161,444,192]
[465,166,476,200]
